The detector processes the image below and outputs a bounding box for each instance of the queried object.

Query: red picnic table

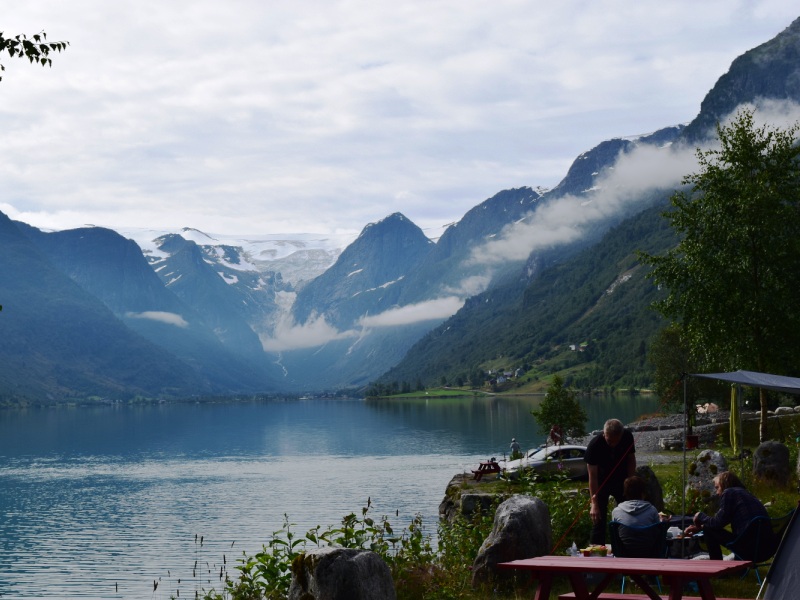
[471,460,501,481]
[497,555,752,600]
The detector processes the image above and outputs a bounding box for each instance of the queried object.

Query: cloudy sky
[1,1,797,238]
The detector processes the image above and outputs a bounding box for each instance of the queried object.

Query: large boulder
[439,474,508,523]
[636,465,664,512]
[753,441,791,485]
[459,493,498,519]
[289,547,395,600]
[686,450,728,505]
[471,495,551,588]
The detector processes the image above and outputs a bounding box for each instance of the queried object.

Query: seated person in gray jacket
[610,475,662,556]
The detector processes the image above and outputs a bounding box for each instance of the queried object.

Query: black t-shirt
[584,428,635,492]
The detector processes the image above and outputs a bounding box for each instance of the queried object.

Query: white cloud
[721,100,800,131]
[358,297,465,328]
[467,99,800,267]
[442,275,493,298]
[261,314,358,352]
[260,297,464,351]
[467,145,695,266]
[126,311,189,328]
[0,2,796,236]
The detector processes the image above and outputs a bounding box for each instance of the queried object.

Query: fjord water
[0,395,658,599]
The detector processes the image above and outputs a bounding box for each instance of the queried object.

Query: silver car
[502,444,588,480]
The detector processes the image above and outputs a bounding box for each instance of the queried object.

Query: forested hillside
[378,196,678,391]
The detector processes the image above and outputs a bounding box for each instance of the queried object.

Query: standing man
[509,438,522,460]
[585,418,636,545]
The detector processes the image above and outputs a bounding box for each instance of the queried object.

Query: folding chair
[726,508,795,584]
[609,520,669,593]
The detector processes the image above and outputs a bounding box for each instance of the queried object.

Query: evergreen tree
[530,375,587,441]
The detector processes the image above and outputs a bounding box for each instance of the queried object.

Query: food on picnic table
[581,544,608,556]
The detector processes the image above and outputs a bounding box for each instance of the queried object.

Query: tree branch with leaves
[0,30,69,82]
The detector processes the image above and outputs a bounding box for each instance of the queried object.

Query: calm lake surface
[0,394,659,599]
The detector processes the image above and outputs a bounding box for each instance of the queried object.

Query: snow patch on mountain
[118,227,357,286]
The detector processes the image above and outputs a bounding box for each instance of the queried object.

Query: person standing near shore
[509,438,522,460]
[585,418,637,545]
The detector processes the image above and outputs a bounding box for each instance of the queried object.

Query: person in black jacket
[683,471,775,560]
[585,418,636,545]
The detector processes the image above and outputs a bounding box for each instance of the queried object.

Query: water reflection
[366,394,661,454]
[0,395,659,599]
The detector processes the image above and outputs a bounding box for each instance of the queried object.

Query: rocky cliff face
[682,16,800,143]
[291,212,434,330]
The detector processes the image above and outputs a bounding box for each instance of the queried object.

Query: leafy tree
[648,324,722,433]
[0,31,68,82]
[468,369,484,388]
[649,324,697,410]
[530,375,587,440]
[640,109,800,441]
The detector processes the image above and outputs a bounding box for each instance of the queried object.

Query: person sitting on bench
[611,475,662,556]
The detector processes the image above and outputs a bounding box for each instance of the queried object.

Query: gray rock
[636,465,664,512]
[460,493,498,519]
[438,474,507,524]
[773,406,795,415]
[289,547,395,600]
[471,495,551,588]
[753,441,791,485]
[687,450,728,503]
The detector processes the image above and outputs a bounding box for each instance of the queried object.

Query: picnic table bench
[559,594,742,600]
[472,460,501,481]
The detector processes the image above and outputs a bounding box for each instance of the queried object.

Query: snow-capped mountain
[121,227,357,288]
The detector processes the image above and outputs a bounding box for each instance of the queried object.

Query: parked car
[502,444,588,480]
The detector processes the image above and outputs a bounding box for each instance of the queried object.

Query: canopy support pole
[681,373,688,556]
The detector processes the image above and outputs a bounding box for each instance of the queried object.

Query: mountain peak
[681,16,800,143]
[358,212,414,239]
